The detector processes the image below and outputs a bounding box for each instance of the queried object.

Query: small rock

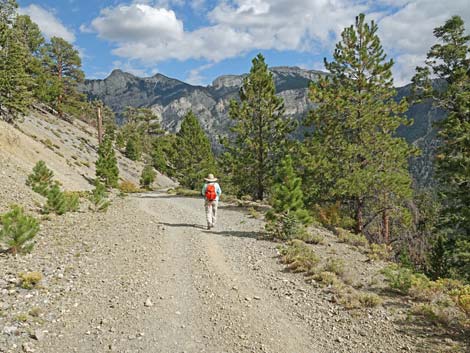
[253,296,261,300]
[22,342,35,353]
[144,298,153,307]
[444,338,456,346]
[3,326,18,336]
[31,330,45,341]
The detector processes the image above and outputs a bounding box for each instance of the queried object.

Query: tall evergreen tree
[122,107,162,155]
[13,14,45,96]
[304,14,415,241]
[96,135,119,188]
[0,2,32,121]
[412,16,470,281]
[226,53,295,200]
[41,37,84,116]
[174,111,216,189]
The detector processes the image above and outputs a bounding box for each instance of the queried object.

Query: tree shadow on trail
[158,222,206,230]
[205,230,262,240]
[159,221,262,239]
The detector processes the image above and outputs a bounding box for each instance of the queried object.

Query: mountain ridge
[81,66,443,185]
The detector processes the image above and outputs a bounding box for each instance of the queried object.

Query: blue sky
[17,0,470,86]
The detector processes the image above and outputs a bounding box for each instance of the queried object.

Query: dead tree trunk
[97,106,103,144]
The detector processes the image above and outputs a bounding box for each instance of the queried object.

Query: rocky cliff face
[81,67,444,185]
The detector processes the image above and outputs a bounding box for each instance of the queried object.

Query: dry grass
[18,272,42,289]
[278,240,320,273]
[119,180,141,194]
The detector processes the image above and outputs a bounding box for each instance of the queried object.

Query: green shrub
[358,292,383,307]
[367,243,392,261]
[174,188,200,197]
[64,192,80,212]
[266,212,307,241]
[0,206,39,254]
[296,231,325,245]
[381,264,416,294]
[324,257,345,276]
[337,228,368,247]
[89,180,110,212]
[140,164,156,190]
[248,207,262,219]
[310,271,339,286]
[278,239,320,273]
[26,161,54,196]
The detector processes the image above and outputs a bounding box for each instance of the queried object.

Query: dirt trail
[19,193,462,353]
[139,195,318,353]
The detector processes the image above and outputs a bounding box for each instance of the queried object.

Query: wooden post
[97,105,103,144]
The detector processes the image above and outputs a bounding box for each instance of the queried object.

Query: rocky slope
[0,108,175,211]
[83,67,444,185]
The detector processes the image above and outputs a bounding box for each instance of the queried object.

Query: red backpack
[205,184,217,201]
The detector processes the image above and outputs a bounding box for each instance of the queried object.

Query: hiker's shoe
[207,224,212,230]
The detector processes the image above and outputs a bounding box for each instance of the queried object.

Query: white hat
[204,173,217,182]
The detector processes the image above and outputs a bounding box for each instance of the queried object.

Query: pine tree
[26,160,54,196]
[41,37,84,116]
[225,53,295,200]
[89,180,110,212]
[304,14,415,241]
[125,134,142,161]
[44,183,68,215]
[13,14,45,97]
[96,136,119,188]
[174,111,216,189]
[0,205,39,255]
[0,4,32,121]
[140,164,156,190]
[122,107,162,155]
[152,134,177,177]
[269,155,311,224]
[412,16,470,281]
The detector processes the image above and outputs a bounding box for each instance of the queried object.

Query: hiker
[201,173,222,230]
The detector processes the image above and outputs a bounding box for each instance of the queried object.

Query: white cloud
[86,0,470,85]
[19,4,76,43]
[186,63,214,85]
[91,4,184,43]
[88,0,366,64]
[378,0,470,86]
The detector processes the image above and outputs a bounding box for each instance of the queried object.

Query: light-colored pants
[205,201,218,226]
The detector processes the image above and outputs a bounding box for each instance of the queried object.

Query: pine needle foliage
[125,134,142,161]
[96,135,119,188]
[26,160,54,196]
[41,37,84,116]
[0,1,32,121]
[140,164,156,190]
[225,53,295,200]
[89,180,110,212]
[0,205,39,255]
[173,111,216,189]
[268,155,311,224]
[304,14,415,239]
[412,16,470,282]
[44,183,68,215]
